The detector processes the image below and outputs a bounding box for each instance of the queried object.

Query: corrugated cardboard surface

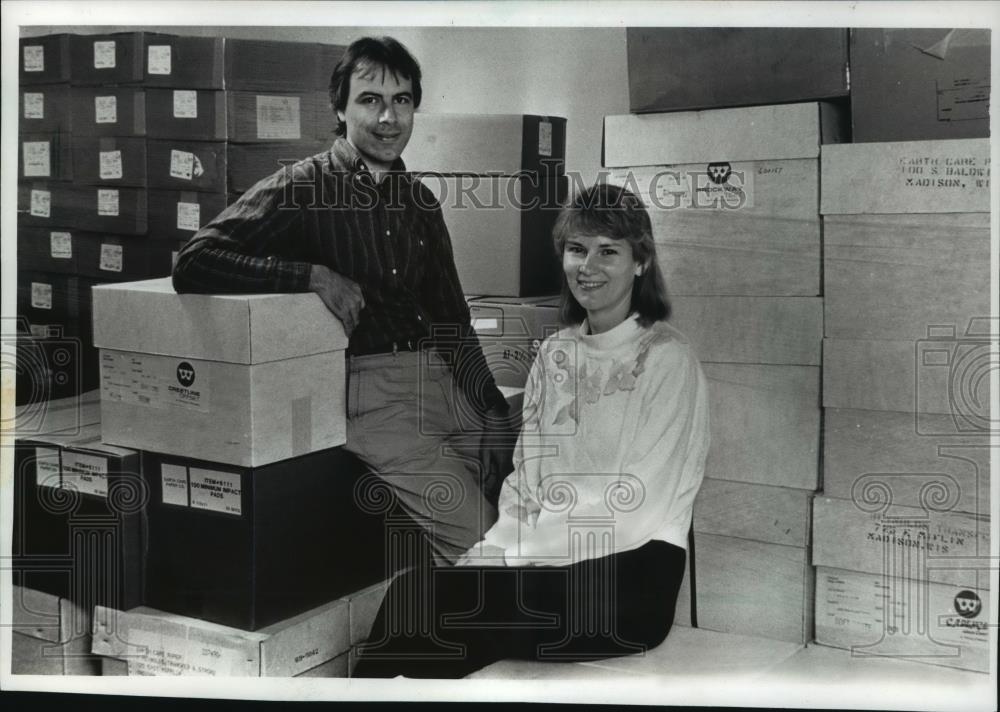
[69,87,147,137]
[20,34,72,84]
[142,34,225,89]
[694,479,812,547]
[69,32,145,85]
[71,136,147,187]
[19,85,72,133]
[19,133,73,182]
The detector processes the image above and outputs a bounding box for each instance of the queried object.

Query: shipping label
[608,163,755,211]
[127,629,252,677]
[256,95,301,139]
[538,120,553,158]
[100,351,211,413]
[895,153,990,192]
[169,150,195,180]
[147,45,172,75]
[23,45,44,72]
[98,188,120,216]
[161,463,189,507]
[100,243,124,273]
[35,447,61,489]
[22,141,51,178]
[189,468,242,516]
[50,231,72,259]
[176,202,201,231]
[937,77,990,122]
[99,150,124,180]
[31,282,53,310]
[95,95,118,124]
[93,40,117,69]
[62,451,109,498]
[173,90,198,119]
[30,189,51,218]
[23,92,44,119]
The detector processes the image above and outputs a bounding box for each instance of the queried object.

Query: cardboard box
[424,175,567,296]
[605,103,846,296]
[92,278,348,466]
[74,234,175,282]
[13,389,101,440]
[823,408,991,516]
[815,566,990,673]
[19,133,72,182]
[20,34,73,84]
[69,32,145,85]
[16,272,91,334]
[703,363,820,490]
[669,297,822,366]
[467,296,562,388]
[71,136,147,187]
[227,142,328,193]
[691,532,813,644]
[404,114,567,176]
[140,449,413,631]
[811,496,992,590]
[224,38,345,92]
[17,182,147,235]
[11,585,101,675]
[145,88,228,141]
[227,91,337,143]
[17,227,87,274]
[146,139,228,193]
[626,28,849,113]
[19,85,72,133]
[146,189,228,241]
[693,478,812,547]
[92,595,352,676]
[850,29,990,142]
[142,34,225,88]
[69,87,146,137]
[15,332,101,407]
[13,424,145,612]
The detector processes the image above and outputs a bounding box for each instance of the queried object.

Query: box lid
[821,138,991,215]
[603,102,845,168]
[92,278,347,363]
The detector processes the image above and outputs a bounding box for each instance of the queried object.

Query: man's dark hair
[329,36,423,137]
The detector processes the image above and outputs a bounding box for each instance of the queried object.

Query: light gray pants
[344,349,498,564]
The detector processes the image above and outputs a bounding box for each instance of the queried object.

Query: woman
[352,183,710,679]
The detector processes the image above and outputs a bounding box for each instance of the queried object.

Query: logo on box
[706,162,732,185]
[176,361,196,387]
[954,590,982,618]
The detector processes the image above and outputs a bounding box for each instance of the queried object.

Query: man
[172,36,510,564]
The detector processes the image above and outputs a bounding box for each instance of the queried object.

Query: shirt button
[391,268,397,275]
[417,315,423,321]
[419,240,424,247]
[385,229,391,236]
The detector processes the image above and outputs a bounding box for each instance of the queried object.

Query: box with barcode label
[146,189,227,241]
[69,32,145,85]
[18,133,72,182]
[405,114,566,176]
[228,91,335,143]
[224,38,345,92]
[69,87,146,137]
[147,139,228,192]
[11,585,100,675]
[74,234,169,281]
[19,85,72,133]
[16,271,91,334]
[13,424,145,613]
[71,136,147,187]
[17,227,86,274]
[17,182,148,235]
[145,88,228,140]
[19,33,72,84]
[142,33,225,88]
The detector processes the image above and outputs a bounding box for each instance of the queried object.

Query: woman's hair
[552,182,670,327]
[329,36,423,137]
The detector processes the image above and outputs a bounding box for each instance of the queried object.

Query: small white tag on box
[177,202,201,231]
[30,189,51,218]
[98,188,120,217]
[24,92,44,119]
[22,141,51,178]
[256,95,301,140]
[100,244,124,273]
[538,120,553,158]
[99,150,123,180]
[23,45,45,72]
[31,282,53,310]
[173,90,197,119]
[147,45,172,75]
[50,231,72,259]
[169,150,195,180]
[95,95,118,124]
[93,40,116,69]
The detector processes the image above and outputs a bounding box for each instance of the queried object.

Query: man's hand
[454,543,507,567]
[309,264,365,335]
[480,403,516,506]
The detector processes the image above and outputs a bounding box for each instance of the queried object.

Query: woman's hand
[454,543,507,567]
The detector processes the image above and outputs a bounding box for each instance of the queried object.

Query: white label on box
[100,243,124,273]
[24,92,44,119]
[177,202,201,231]
[189,468,242,516]
[98,189,120,216]
[95,95,118,124]
[538,120,553,158]
[23,45,44,72]
[608,163,756,211]
[173,90,197,119]
[31,282,53,310]
[50,231,72,259]
[147,45,172,75]
[100,351,210,412]
[99,150,123,180]
[127,628,249,676]
[256,95,301,139]
[30,189,51,217]
[471,318,499,332]
[169,150,195,180]
[23,141,51,178]
[161,463,189,507]
[35,447,61,489]
[62,451,109,498]
[94,40,116,69]
[938,77,990,122]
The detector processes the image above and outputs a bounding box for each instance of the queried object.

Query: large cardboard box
[18,182,148,235]
[140,449,416,630]
[13,389,101,441]
[92,596,351,676]
[227,142,328,193]
[70,137,147,188]
[141,34,225,89]
[815,566,990,673]
[69,87,147,138]
[19,85,72,133]
[146,189,228,241]
[20,34,73,84]
[227,91,337,143]
[92,278,348,466]
[11,585,101,675]
[75,234,176,282]
[147,139,228,193]
[17,227,86,274]
[224,39,345,92]
[69,32,145,85]
[424,175,567,296]
[811,496,992,590]
[16,272,92,336]
[19,133,72,182]
[605,103,847,296]
[693,478,812,548]
[404,114,567,176]
[467,296,562,389]
[145,89,228,140]
[821,139,990,342]
[850,29,990,142]
[626,28,849,113]
[13,424,145,612]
